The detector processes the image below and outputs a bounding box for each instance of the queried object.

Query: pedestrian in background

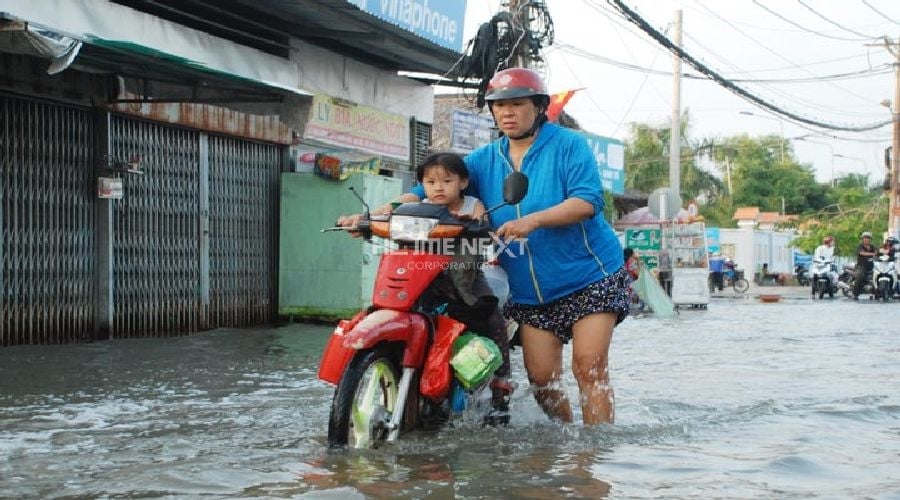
[657,247,672,297]
[852,231,877,300]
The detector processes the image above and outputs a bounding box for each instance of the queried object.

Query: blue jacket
[412,122,624,305]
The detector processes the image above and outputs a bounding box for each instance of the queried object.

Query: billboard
[450,110,496,154]
[304,94,410,160]
[577,131,626,195]
[347,0,467,52]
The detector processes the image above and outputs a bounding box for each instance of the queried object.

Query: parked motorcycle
[837,264,855,298]
[317,173,528,449]
[837,264,875,299]
[722,267,749,293]
[872,255,896,302]
[809,257,836,299]
[794,264,810,287]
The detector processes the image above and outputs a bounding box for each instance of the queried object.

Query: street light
[740,110,785,164]
[833,154,867,185]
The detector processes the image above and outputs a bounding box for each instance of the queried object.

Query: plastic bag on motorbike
[420,315,467,402]
[450,333,502,389]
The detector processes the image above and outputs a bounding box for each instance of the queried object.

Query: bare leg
[571,312,617,425]
[520,324,573,423]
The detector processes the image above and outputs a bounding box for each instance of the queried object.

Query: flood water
[2,294,899,498]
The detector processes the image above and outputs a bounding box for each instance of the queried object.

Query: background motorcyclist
[813,236,838,288]
[879,236,897,261]
[814,235,835,261]
[852,231,877,300]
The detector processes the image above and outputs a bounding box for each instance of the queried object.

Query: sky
[460,0,900,186]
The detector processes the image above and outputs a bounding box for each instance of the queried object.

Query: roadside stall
[664,221,710,308]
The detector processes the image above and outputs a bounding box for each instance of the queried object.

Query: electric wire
[681,30,882,119]
[797,0,882,40]
[607,0,892,132]
[555,42,892,83]
[861,0,900,25]
[751,0,874,42]
[694,2,879,109]
[582,0,674,106]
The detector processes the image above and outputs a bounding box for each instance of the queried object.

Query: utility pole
[890,36,900,239]
[872,36,900,239]
[509,0,529,69]
[670,10,682,203]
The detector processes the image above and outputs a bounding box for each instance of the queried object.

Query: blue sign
[347,0,467,52]
[576,131,625,195]
[706,227,720,254]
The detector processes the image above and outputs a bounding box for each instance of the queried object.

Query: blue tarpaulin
[793,249,812,268]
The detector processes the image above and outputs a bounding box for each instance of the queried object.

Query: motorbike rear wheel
[327,344,401,449]
[732,278,749,293]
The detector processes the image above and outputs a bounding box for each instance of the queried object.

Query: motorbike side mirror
[503,172,528,205]
[482,172,529,223]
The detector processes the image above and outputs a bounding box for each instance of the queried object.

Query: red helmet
[485,68,549,102]
[823,236,834,244]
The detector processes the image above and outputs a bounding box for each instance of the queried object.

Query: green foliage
[698,196,736,228]
[622,121,887,246]
[624,115,723,203]
[790,186,887,257]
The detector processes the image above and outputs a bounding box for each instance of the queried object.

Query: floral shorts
[503,266,631,344]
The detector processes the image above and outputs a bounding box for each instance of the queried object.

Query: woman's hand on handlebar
[336,213,367,237]
[337,213,364,229]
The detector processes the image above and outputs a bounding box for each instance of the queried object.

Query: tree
[701,134,827,215]
[624,113,723,203]
[791,179,887,257]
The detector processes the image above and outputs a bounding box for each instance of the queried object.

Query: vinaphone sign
[347,0,467,52]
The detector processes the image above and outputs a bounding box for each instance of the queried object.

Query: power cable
[555,42,892,83]
[581,0,674,106]
[861,0,900,26]
[797,0,881,40]
[607,0,892,132]
[694,2,878,108]
[680,30,879,119]
[752,0,873,42]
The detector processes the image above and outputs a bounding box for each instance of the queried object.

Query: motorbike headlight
[390,215,438,242]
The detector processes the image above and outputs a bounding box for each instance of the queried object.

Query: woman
[341,68,629,425]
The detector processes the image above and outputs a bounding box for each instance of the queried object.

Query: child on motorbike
[415,152,513,422]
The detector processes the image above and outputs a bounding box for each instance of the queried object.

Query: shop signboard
[346,0,467,51]
[576,131,625,195]
[626,228,661,269]
[304,95,410,161]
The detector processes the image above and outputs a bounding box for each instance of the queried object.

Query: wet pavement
[1,293,899,498]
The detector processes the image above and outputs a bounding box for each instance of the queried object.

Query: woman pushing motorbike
[340,68,629,425]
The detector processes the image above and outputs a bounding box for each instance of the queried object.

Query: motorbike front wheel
[733,278,749,293]
[328,344,401,449]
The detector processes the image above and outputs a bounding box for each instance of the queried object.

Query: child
[415,152,512,422]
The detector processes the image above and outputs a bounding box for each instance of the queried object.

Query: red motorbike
[317,173,527,449]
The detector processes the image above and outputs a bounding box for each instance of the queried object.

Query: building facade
[0,0,465,345]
